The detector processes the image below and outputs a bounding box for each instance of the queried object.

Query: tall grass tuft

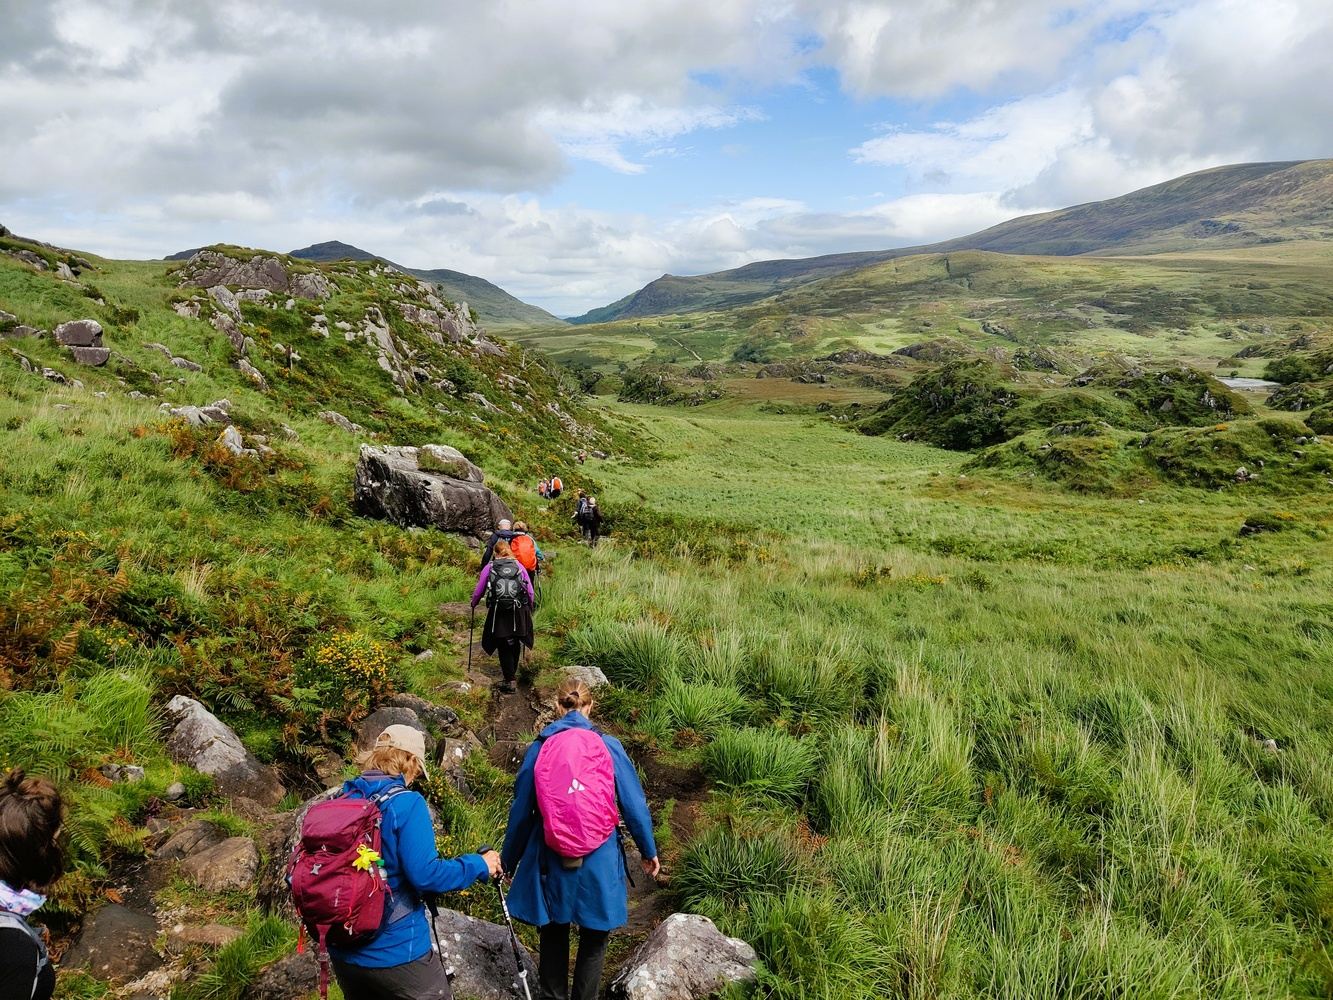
[661,677,751,736]
[562,617,683,690]
[704,727,818,801]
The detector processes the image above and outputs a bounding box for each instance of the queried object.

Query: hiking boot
[500,680,517,693]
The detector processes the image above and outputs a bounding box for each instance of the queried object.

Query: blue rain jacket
[500,712,657,931]
[328,772,490,968]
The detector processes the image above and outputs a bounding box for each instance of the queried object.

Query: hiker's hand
[642,856,661,879]
[481,850,502,878]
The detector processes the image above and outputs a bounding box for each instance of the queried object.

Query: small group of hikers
[3,681,656,1000]
[296,677,657,1000]
[536,474,563,499]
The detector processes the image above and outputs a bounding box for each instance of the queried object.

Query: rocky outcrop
[353,444,511,540]
[432,908,538,1000]
[64,903,162,982]
[164,696,286,805]
[167,399,233,427]
[610,913,758,1000]
[177,249,332,300]
[319,409,366,434]
[356,706,431,750]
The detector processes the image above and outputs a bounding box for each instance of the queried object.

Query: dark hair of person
[0,768,65,891]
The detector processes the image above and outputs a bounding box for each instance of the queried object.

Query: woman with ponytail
[0,769,64,1000]
[501,679,659,1000]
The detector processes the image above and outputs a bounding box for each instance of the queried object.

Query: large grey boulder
[64,903,161,982]
[610,913,758,1000]
[155,819,226,861]
[354,444,511,540]
[54,319,103,346]
[69,345,111,366]
[164,696,286,805]
[433,908,538,1000]
[383,692,460,735]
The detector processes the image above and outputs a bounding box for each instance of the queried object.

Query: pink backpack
[534,729,619,864]
[288,787,405,998]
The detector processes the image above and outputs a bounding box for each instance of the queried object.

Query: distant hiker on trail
[292,726,501,1000]
[0,769,63,1000]
[574,496,603,546]
[538,478,549,499]
[501,678,659,1000]
[548,474,563,498]
[481,518,517,568]
[577,450,586,465]
[470,538,534,693]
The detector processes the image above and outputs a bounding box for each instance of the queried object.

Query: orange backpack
[511,534,538,572]
[551,476,563,492]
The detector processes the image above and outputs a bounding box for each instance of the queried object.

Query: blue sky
[1,1,1331,315]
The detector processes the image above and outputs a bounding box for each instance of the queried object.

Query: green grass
[530,398,1333,998]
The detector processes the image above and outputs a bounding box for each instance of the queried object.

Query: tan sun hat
[375,724,430,777]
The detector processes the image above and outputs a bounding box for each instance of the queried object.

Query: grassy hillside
[546,400,1333,998]
[287,240,566,329]
[568,159,1333,323]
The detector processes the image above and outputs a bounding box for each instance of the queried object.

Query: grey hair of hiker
[556,678,594,715]
[498,518,512,530]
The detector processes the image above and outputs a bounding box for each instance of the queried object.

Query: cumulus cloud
[2,0,1331,314]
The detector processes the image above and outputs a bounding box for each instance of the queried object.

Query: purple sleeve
[519,566,534,605]
[471,564,491,607]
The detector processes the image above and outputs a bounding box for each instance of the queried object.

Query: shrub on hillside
[296,630,397,728]
[857,359,1024,449]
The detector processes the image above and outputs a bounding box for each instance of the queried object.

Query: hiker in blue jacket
[501,679,659,1000]
[329,725,501,1000]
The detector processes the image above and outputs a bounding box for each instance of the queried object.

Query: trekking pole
[477,845,533,1000]
[468,607,475,673]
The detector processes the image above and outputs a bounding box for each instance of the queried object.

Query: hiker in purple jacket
[501,679,659,1000]
[470,539,535,692]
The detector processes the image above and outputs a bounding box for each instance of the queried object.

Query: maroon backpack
[289,787,406,998]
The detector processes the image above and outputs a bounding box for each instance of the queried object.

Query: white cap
[375,724,430,776]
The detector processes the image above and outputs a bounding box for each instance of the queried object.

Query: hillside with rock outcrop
[1,227,756,1000]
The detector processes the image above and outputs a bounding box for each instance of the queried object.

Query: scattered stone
[56,261,77,281]
[433,908,538,1000]
[164,781,188,801]
[563,664,610,689]
[313,752,346,788]
[356,706,430,750]
[319,409,366,434]
[2,324,42,340]
[42,367,67,383]
[179,836,260,892]
[171,355,203,372]
[0,308,16,329]
[414,649,435,662]
[235,358,268,389]
[173,300,201,319]
[156,819,227,861]
[246,950,319,1000]
[99,763,145,783]
[53,319,104,347]
[169,399,233,427]
[610,913,758,1000]
[383,692,459,734]
[63,903,162,982]
[354,444,512,541]
[127,390,148,399]
[1262,738,1279,753]
[164,695,286,805]
[167,923,245,952]
[466,391,502,413]
[15,248,48,270]
[69,345,111,366]
[1235,466,1252,483]
[143,342,174,357]
[218,424,256,458]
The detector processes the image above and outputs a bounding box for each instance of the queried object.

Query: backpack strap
[0,911,48,1000]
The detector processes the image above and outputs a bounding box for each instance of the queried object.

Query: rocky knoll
[354,444,511,540]
[176,249,332,300]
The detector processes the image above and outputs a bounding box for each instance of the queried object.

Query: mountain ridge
[570,159,1333,324]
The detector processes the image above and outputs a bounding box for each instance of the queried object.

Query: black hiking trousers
[537,923,610,1000]
[497,638,522,683]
